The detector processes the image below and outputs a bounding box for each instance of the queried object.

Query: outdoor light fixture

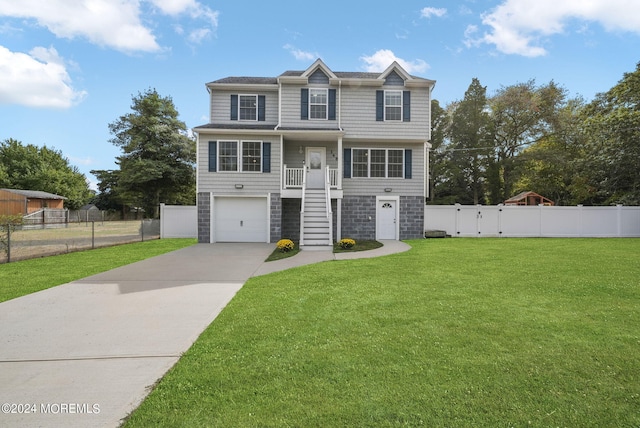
[384,188,392,192]
[235,184,244,189]
[298,145,303,154]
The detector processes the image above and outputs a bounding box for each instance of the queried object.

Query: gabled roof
[504,191,554,206]
[1,189,67,200]
[300,58,337,79]
[210,59,435,88]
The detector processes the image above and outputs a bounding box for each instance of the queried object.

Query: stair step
[303,239,330,247]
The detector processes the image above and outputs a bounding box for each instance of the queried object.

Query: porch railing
[284,165,338,189]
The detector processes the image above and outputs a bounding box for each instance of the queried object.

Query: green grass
[123,238,640,427]
[0,238,196,303]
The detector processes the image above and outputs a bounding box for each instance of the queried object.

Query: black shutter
[262,142,271,173]
[301,88,309,120]
[403,91,411,122]
[208,141,217,172]
[376,90,384,121]
[230,95,238,121]
[258,95,266,121]
[328,89,336,120]
[343,148,351,178]
[404,149,412,179]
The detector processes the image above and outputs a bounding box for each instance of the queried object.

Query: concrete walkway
[0,240,410,428]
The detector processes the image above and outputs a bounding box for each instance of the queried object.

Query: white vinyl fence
[160,204,197,238]
[425,204,640,238]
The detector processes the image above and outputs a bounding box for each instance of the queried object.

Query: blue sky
[1,0,639,190]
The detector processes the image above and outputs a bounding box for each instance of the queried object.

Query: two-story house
[194,59,435,248]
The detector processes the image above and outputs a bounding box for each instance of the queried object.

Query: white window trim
[238,94,258,122]
[241,140,262,172]
[351,148,405,179]
[384,90,403,122]
[309,88,328,121]
[217,140,263,173]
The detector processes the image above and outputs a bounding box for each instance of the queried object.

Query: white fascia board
[277,76,308,85]
[192,128,278,136]
[331,78,383,87]
[206,83,279,92]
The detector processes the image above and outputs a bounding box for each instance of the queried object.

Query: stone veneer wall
[341,195,376,240]
[281,198,301,241]
[399,196,425,240]
[197,192,210,243]
[270,193,282,243]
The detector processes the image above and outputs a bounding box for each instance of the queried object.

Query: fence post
[141,219,144,242]
[160,203,165,239]
[7,224,10,263]
[617,204,623,237]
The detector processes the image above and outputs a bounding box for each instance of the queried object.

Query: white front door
[377,198,398,240]
[306,147,325,189]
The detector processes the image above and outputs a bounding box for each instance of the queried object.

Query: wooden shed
[0,189,67,216]
[504,191,554,206]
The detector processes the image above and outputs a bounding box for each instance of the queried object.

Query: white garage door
[214,197,268,242]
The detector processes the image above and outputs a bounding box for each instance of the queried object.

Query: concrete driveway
[0,243,274,428]
[0,240,410,427]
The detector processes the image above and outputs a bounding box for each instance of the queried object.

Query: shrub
[339,238,356,249]
[276,239,295,252]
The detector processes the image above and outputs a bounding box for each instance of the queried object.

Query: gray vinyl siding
[340,85,431,140]
[309,69,330,84]
[282,142,339,170]
[280,85,338,129]
[197,133,281,194]
[210,90,278,125]
[342,141,425,197]
[384,71,405,86]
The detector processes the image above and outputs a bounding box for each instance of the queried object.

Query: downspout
[277,79,282,129]
[338,80,342,131]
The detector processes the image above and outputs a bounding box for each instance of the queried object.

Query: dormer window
[385,90,402,121]
[239,95,257,121]
[309,89,328,120]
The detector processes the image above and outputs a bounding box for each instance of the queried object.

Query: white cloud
[0,0,220,52]
[421,7,447,19]
[283,44,318,61]
[0,45,86,108]
[68,155,95,166]
[149,0,219,43]
[470,0,640,57]
[0,0,160,53]
[360,49,429,74]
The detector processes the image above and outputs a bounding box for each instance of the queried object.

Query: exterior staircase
[300,188,332,249]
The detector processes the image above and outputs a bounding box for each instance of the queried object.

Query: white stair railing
[325,166,333,244]
[299,165,308,246]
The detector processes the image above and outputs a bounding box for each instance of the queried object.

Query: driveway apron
[0,243,273,428]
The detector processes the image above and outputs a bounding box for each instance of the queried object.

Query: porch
[278,135,344,199]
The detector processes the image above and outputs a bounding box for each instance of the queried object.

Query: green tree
[447,78,492,204]
[107,89,196,218]
[514,97,587,205]
[0,138,92,209]
[427,99,450,203]
[579,62,640,205]
[487,80,567,203]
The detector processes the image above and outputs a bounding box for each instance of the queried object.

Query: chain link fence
[0,220,160,264]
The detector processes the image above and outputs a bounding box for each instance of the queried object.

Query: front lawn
[123,238,640,427]
[0,238,196,303]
